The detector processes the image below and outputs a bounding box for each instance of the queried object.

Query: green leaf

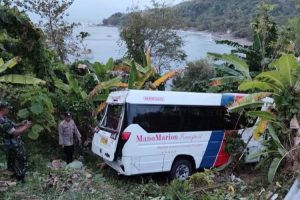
[28,124,44,140]
[248,150,268,160]
[214,64,242,76]
[128,61,137,89]
[105,58,114,70]
[268,157,283,183]
[278,148,287,157]
[91,94,109,101]
[256,71,284,89]
[54,78,70,93]
[31,124,44,133]
[238,80,276,91]
[269,54,298,87]
[228,102,264,112]
[210,76,244,85]
[17,109,29,119]
[0,57,21,73]
[80,91,88,99]
[208,53,250,79]
[89,77,122,96]
[66,72,79,92]
[30,103,43,114]
[267,124,282,145]
[0,74,46,85]
[28,131,39,140]
[247,111,276,121]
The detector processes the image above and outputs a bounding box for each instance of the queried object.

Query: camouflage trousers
[4,138,28,179]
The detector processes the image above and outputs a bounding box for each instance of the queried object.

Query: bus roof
[106,90,246,106]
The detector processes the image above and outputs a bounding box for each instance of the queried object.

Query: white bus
[92,90,264,180]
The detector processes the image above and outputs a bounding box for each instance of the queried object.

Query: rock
[67,160,83,169]
[51,160,65,169]
[85,172,92,178]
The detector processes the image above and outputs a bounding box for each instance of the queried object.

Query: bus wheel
[170,159,192,181]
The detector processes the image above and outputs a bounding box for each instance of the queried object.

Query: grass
[0,140,131,200]
[1,139,299,200]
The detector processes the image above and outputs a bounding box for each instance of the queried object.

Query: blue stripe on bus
[199,131,224,168]
[221,94,235,106]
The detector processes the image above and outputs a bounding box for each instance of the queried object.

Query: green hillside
[102,0,299,39]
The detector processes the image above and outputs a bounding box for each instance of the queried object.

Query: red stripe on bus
[213,132,230,167]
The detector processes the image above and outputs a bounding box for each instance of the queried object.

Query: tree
[172,59,215,92]
[120,1,186,73]
[16,0,80,63]
[286,1,300,55]
[207,3,282,91]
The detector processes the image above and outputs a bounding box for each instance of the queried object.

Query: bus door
[94,104,124,161]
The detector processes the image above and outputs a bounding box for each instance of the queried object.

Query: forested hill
[102,0,299,39]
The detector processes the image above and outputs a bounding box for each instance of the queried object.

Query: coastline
[210,32,252,46]
[96,24,252,46]
[180,27,251,46]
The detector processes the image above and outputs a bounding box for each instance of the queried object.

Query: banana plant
[0,57,45,85]
[207,53,252,87]
[228,54,300,182]
[91,51,182,115]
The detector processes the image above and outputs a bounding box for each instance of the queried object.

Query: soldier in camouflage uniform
[0,101,32,181]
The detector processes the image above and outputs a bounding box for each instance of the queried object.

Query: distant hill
[102,0,299,39]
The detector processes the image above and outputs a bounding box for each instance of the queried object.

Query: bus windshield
[100,104,123,133]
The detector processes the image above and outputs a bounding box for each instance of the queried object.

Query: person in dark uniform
[0,101,32,181]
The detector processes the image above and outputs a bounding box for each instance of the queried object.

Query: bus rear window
[101,105,123,132]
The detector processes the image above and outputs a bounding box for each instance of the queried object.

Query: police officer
[0,101,32,181]
[58,112,82,164]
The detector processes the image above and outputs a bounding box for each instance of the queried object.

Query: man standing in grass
[0,101,32,181]
[58,112,82,164]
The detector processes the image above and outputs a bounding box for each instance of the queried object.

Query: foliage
[209,53,251,83]
[251,3,279,71]
[172,59,216,92]
[188,169,215,187]
[119,1,186,73]
[168,180,192,200]
[1,86,55,140]
[207,4,286,92]
[0,5,59,80]
[230,54,300,182]
[286,2,300,55]
[0,57,45,85]
[104,0,299,39]
[53,71,96,139]
[17,0,81,63]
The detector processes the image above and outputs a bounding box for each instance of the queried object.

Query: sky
[66,0,185,23]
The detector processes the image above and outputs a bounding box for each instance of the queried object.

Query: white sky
[67,0,185,23]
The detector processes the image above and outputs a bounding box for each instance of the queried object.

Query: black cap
[64,112,72,118]
[0,101,11,110]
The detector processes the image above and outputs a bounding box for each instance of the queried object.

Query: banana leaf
[269,54,298,87]
[0,57,21,73]
[153,70,177,88]
[0,74,46,85]
[208,53,250,79]
[89,77,122,97]
[238,80,277,91]
[247,111,276,121]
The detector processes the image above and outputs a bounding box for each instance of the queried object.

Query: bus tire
[170,159,193,181]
